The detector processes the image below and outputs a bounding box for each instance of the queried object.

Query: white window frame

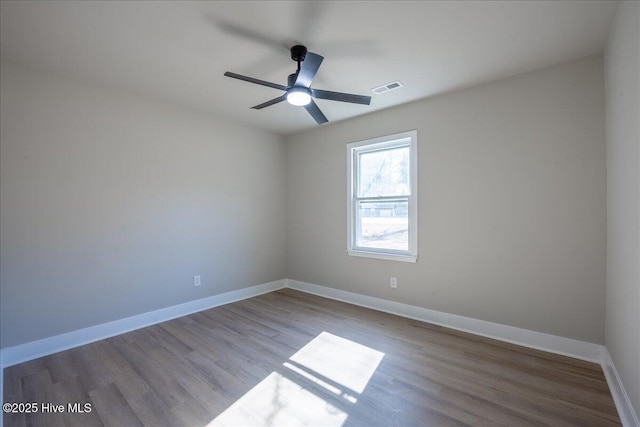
[347,130,418,263]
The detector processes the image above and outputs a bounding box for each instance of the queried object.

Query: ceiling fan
[224,45,371,124]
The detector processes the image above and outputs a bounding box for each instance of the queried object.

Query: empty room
[1,1,638,426]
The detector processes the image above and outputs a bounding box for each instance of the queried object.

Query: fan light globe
[287,87,311,106]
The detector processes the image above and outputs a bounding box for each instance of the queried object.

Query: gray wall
[605,0,640,415]
[286,55,606,344]
[0,62,287,349]
[0,52,612,352]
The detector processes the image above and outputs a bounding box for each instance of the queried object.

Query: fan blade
[304,100,328,124]
[224,72,287,91]
[214,19,289,51]
[295,52,324,88]
[312,89,371,105]
[251,95,287,110]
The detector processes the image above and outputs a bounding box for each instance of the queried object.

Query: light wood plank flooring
[3,289,621,426]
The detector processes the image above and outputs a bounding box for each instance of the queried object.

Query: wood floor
[3,289,621,427]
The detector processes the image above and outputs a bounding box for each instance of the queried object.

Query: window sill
[347,250,417,263]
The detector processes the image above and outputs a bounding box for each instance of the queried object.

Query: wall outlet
[194,275,201,287]
[390,277,398,288]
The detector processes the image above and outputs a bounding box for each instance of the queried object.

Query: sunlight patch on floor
[208,331,384,427]
[207,372,348,427]
[289,331,385,394]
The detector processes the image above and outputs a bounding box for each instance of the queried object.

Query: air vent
[372,81,403,94]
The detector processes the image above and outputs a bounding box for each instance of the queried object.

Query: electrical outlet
[194,275,201,287]
[390,277,398,288]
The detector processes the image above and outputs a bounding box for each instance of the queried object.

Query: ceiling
[0,1,619,136]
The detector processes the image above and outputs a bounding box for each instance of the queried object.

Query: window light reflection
[289,331,385,394]
[208,331,384,427]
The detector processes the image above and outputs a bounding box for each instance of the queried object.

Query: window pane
[358,146,409,197]
[357,200,408,251]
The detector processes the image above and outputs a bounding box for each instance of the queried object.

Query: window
[347,130,417,262]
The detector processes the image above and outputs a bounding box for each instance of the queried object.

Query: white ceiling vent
[372,81,403,94]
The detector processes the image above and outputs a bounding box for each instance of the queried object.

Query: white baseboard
[602,347,640,427]
[0,278,602,366]
[0,279,286,369]
[286,279,603,363]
